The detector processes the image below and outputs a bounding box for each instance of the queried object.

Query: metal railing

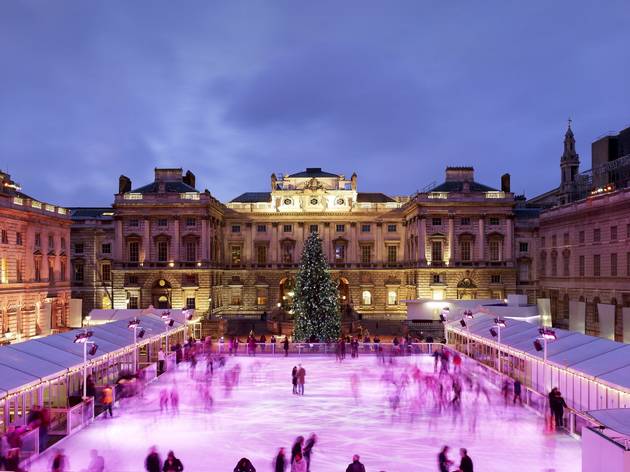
[211,341,444,356]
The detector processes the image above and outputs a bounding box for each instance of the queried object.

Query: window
[129,296,139,309]
[256,288,267,306]
[563,233,569,245]
[431,241,443,262]
[283,224,292,233]
[563,254,570,276]
[0,258,6,284]
[309,224,318,234]
[627,252,630,276]
[551,235,557,247]
[541,237,546,247]
[256,245,267,264]
[593,254,600,276]
[387,224,397,233]
[73,262,83,282]
[460,217,470,226]
[361,290,372,305]
[579,255,585,276]
[490,275,501,284]
[336,224,345,232]
[361,245,371,264]
[611,253,617,276]
[579,231,585,244]
[611,226,617,241]
[1,230,7,244]
[185,241,196,261]
[128,241,139,262]
[361,224,371,233]
[460,240,471,261]
[186,297,196,309]
[281,242,293,263]
[16,258,23,282]
[48,234,54,249]
[35,233,41,247]
[74,243,84,254]
[489,240,501,261]
[16,232,23,246]
[334,242,345,261]
[48,258,54,283]
[101,243,111,254]
[127,275,138,285]
[551,255,557,276]
[387,290,397,305]
[34,259,41,281]
[157,241,168,262]
[519,242,528,252]
[129,219,139,227]
[593,228,601,242]
[101,263,111,282]
[60,260,65,281]
[231,225,241,233]
[432,218,442,226]
[432,274,444,284]
[186,218,196,227]
[158,219,168,227]
[231,246,241,264]
[518,263,529,282]
[627,224,630,239]
[230,290,242,306]
[540,253,546,276]
[387,246,397,263]
[256,224,266,233]
[489,217,500,225]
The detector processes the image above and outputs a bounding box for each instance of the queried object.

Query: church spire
[562,118,577,160]
[559,120,580,202]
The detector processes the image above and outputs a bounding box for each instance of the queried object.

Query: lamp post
[489,318,506,373]
[128,318,144,373]
[534,328,557,392]
[439,308,450,342]
[74,330,98,398]
[161,311,173,352]
[460,310,474,356]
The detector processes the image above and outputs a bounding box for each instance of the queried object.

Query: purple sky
[1,1,629,207]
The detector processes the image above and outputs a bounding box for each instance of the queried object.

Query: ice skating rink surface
[30,354,581,471]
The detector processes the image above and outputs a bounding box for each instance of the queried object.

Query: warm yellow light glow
[432,290,445,301]
[168,261,175,267]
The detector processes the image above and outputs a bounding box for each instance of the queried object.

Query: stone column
[375,223,383,263]
[447,214,455,265]
[271,223,279,264]
[400,222,406,261]
[173,218,180,262]
[114,219,123,260]
[506,216,514,263]
[418,216,426,263]
[142,219,150,262]
[201,219,208,261]
[477,215,485,262]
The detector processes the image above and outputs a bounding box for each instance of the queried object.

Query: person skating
[513,379,523,405]
[234,457,256,472]
[438,445,453,472]
[456,448,473,472]
[283,337,290,356]
[302,433,317,471]
[102,385,113,417]
[162,451,184,472]
[552,389,568,429]
[290,453,307,472]
[274,448,287,472]
[87,449,105,472]
[291,436,304,464]
[158,348,166,375]
[297,364,306,395]
[145,446,162,472]
[292,366,298,394]
[50,448,68,472]
[345,454,366,472]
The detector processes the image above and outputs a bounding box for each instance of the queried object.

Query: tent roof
[587,409,630,436]
[0,363,40,395]
[0,347,69,382]
[448,313,630,392]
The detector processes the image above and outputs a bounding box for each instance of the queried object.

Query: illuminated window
[231,246,242,264]
[256,288,268,306]
[0,258,7,284]
[387,290,397,305]
[230,289,242,306]
[334,242,346,261]
[361,290,372,305]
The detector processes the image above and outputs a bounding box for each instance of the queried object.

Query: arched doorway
[152,279,172,309]
[279,276,295,311]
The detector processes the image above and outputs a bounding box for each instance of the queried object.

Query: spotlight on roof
[464,310,474,319]
[137,328,146,339]
[73,330,93,344]
[538,328,557,340]
[88,344,99,356]
[439,314,447,323]
[459,319,467,328]
[489,328,498,338]
[168,319,175,327]
[128,319,140,329]
[533,339,543,352]
[494,318,506,328]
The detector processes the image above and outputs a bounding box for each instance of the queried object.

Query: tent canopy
[587,409,630,436]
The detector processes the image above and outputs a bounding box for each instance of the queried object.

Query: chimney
[351,172,357,191]
[119,175,131,194]
[501,173,511,193]
[271,173,277,192]
[183,170,196,188]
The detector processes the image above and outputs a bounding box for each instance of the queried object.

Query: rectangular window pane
[387,246,397,263]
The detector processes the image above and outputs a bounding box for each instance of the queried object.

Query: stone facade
[0,172,72,343]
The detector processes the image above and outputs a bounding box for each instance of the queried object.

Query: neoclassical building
[71,166,529,321]
[0,171,72,344]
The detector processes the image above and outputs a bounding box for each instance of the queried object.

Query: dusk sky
[1,1,629,207]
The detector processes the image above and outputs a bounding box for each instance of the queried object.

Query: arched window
[387,290,397,305]
[362,290,372,305]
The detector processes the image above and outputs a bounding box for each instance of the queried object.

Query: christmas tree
[293,232,341,342]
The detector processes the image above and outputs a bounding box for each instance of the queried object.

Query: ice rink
[30,353,581,471]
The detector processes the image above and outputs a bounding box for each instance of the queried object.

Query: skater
[291,436,304,464]
[501,379,511,406]
[159,388,169,413]
[170,387,180,415]
[292,366,298,394]
[438,446,453,472]
[513,379,523,405]
[433,349,441,373]
[453,352,462,373]
[162,451,184,472]
[297,364,306,395]
[551,389,568,429]
[291,453,307,472]
[283,337,290,357]
[102,385,113,417]
[145,446,162,472]
[50,448,68,472]
[87,449,105,472]
[303,433,317,471]
[274,448,287,472]
[158,348,166,375]
[345,454,366,472]
[456,448,473,472]
[234,457,256,472]
[175,343,183,364]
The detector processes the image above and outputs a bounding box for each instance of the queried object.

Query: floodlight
[494,318,506,328]
[168,319,175,327]
[137,328,146,339]
[88,344,99,356]
[439,314,447,323]
[489,328,498,337]
[128,319,140,329]
[464,310,474,319]
[460,319,467,328]
[533,340,543,352]
[538,328,557,340]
